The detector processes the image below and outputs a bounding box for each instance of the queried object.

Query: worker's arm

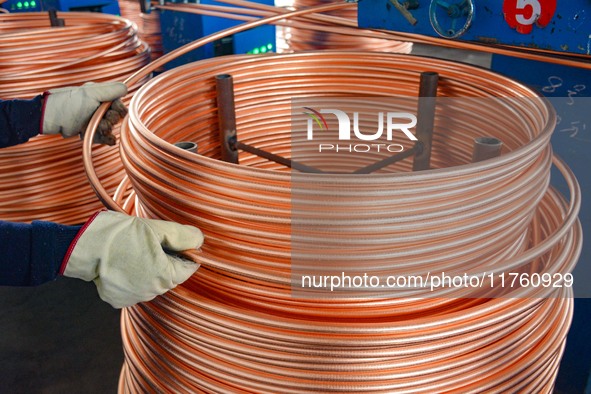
[0,96,43,148]
[0,219,80,286]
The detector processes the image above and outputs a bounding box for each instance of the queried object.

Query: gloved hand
[42,82,128,146]
[60,210,204,308]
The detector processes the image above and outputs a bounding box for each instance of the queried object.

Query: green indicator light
[260,46,267,53]
[24,1,29,7]
[17,2,23,7]
[267,43,273,50]
[253,48,260,54]
[31,0,36,6]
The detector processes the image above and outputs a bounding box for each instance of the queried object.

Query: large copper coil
[119,0,163,63]
[0,12,150,224]
[140,10,163,63]
[118,0,144,31]
[81,47,581,391]
[286,0,411,52]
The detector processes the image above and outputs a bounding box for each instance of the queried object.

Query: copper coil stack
[82,51,582,392]
[284,0,412,53]
[119,0,163,63]
[0,12,150,224]
[139,10,163,63]
[118,0,144,31]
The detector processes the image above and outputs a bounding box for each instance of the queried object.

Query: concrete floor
[0,44,589,394]
[0,278,122,393]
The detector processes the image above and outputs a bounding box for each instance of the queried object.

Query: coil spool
[0,12,150,223]
[140,10,163,63]
[284,0,412,53]
[82,51,582,392]
[118,0,144,31]
[119,0,163,64]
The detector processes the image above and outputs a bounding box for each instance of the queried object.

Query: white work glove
[61,210,204,308]
[42,82,128,145]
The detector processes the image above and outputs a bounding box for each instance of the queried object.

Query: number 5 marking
[503,0,556,34]
[515,0,541,25]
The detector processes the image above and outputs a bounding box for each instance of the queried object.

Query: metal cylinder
[216,74,239,164]
[173,141,198,153]
[472,136,503,162]
[412,71,439,171]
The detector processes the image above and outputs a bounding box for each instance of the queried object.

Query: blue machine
[358,0,591,54]
[358,1,591,392]
[2,0,120,13]
[157,0,276,70]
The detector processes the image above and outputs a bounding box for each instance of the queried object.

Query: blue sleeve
[0,96,43,148]
[0,220,81,286]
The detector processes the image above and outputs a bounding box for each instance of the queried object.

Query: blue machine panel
[358,0,591,54]
[159,0,276,70]
[2,0,119,14]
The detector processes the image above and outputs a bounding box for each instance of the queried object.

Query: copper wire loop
[78,4,582,393]
[0,12,150,223]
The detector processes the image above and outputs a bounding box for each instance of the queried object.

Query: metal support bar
[412,71,439,171]
[49,9,65,27]
[215,73,436,175]
[216,74,239,164]
[472,137,503,162]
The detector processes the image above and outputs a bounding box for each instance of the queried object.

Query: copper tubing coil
[0,12,150,224]
[140,10,163,62]
[0,12,150,97]
[118,0,144,31]
[119,0,163,63]
[117,187,576,392]
[116,178,576,392]
[287,0,411,52]
[90,51,579,390]
[77,5,582,392]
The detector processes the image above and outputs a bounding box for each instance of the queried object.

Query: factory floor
[1,45,589,394]
[0,278,122,393]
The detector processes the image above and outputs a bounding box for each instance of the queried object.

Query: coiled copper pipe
[287,0,411,52]
[118,0,143,31]
[81,5,581,392]
[0,12,150,224]
[139,10,163,63]
[119,0,163,63]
